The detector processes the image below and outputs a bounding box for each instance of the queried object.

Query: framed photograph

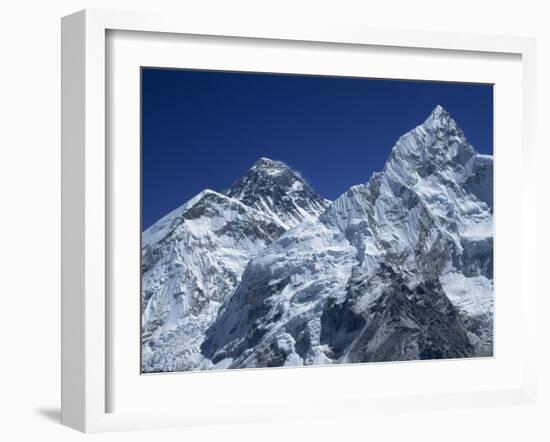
[61,9,537,432]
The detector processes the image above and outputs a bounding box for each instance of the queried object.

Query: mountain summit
[225,157,329,229]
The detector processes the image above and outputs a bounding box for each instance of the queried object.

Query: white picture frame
[61,9,538,433]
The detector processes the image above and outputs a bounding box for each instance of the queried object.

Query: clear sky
[142,68,493,229]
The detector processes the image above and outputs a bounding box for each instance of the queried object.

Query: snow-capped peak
[429,104,449,119]
[225,157,329,229]
[251,157,288,171]
[380,105,476,190]
[141,188,218,248]
[242,157,302,180]
[421,104,460,133]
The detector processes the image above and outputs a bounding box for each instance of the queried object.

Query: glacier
[142,105,493,372]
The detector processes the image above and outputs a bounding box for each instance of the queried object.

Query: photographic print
[140,69,493,373]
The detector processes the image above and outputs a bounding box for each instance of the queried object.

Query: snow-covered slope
[202,105,493,368]
[200,220,357,368]
[141,160,329,372]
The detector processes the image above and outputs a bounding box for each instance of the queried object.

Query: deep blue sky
[142,68,493,229]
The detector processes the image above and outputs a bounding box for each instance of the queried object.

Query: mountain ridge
[201,105,493,369]
[142,105,494,372]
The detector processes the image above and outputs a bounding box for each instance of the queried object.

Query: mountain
[225,157,329,228]
[141,160,329,372]
[201,105,493,368]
